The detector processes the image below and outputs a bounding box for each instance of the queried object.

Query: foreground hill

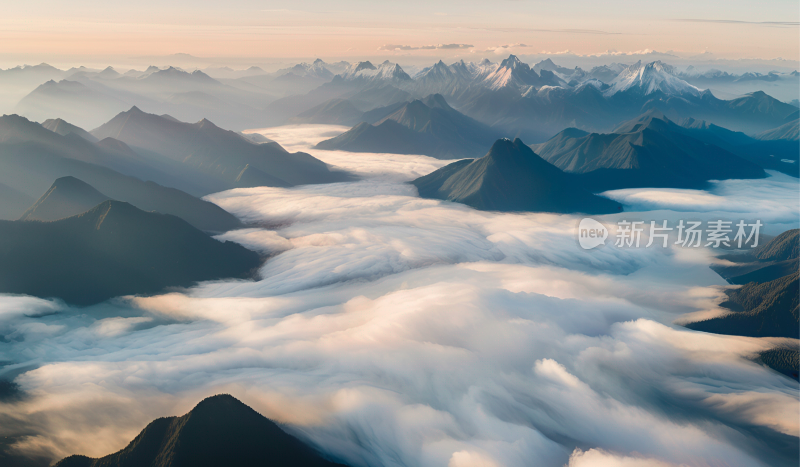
[92,106,351,191]
[55,394,345,467]
[315,94,500,159]
[686,272,799,338]
[711,229,799,284]
[686,229,799,377]
[0,200,260,305]
[19,176,109,221]
[0,114,241,231]
[412,138,622,213]
[531,111,767,191]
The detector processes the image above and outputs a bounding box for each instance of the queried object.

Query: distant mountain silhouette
[20,176,109,221]
[412,138,622,213]
[532,111,767,191]
[0,182,34,220]
[55,394,345,467]
[42,118,98,142]
[0,200,260,305]
[316,94,500,159]
[15,79,130,130]
[92,107,351,191]
[756,118,799,141]
[290,98,365,125]
[722,91,798,125]
[0,115,241,232]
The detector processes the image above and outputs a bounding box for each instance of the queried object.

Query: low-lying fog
[1,124,798,467]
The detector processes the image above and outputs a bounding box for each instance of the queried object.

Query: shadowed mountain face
[315,94,500,159]
[54,394,345,467]
[0,114,242,231]
[0,200,260,305]
[412,138,622,214]
[92,106,352,191]
[756,118,799,141]
[20,176,109,221]
[676,117,799,177]
[531,111,767,191]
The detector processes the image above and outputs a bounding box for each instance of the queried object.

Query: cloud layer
[0,124,797,467]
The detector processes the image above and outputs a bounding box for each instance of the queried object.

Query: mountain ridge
[0,200,261,305]
[54,394,345,467]
[412,138,622,213]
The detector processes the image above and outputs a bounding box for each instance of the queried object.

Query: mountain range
[412,138,622,214]
[55,394,345,467]
[315,94,501,159]
[5,57,798,142]
[0,199,261,305]
[252,56,800,143]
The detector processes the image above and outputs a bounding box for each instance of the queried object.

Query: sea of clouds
[0,124,798,467]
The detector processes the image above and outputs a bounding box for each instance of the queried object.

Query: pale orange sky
[0,0,797,66]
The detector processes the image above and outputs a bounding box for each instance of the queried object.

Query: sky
[0,0,798,67]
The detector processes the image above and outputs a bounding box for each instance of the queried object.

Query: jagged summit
[340,60,410,82]
[353,61,376,72]
[499,54,523,69]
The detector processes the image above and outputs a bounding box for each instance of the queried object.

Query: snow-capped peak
[482,55,541,90]
[499,54,524,70]
[605,60,701,97]
[340,60,411,82]
[414,60,454,81]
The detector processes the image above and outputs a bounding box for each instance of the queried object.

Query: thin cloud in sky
[378,43,473,51]
[475,27,623,36]
[674,19,800,27]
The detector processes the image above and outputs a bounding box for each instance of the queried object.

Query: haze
[1,0,798,68]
